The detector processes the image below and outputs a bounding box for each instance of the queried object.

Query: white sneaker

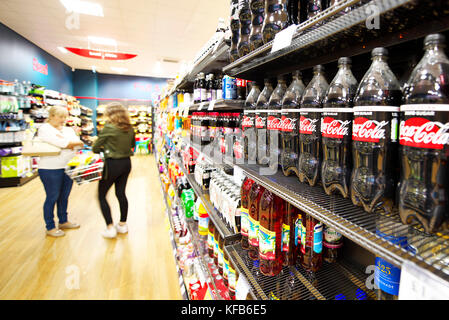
[102,227,117,239]
[116,223,128,234]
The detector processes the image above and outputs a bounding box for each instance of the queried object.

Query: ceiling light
[111,67,127,73]
[60,0,104,17]
[58,46,69,54]
[88,36,117,46]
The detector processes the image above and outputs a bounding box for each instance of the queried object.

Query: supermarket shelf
[0,170,38,188]
[175,154,240,245]
[189,99,245,112]
[223,0,449,79]
[225,242,375,300]
[156,159,189,300]
[235,163,449,282]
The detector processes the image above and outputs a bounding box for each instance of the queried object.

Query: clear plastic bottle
[256,79,274,166]
[249,0,265,51]
[243,82,261,161]
[262,0,289,44]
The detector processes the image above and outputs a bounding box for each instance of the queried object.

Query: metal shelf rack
[223,0,449,80]
[234,163,449,283]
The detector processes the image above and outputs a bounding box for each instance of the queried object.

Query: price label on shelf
[271,24,297,54]
[207,100,216,111]
[398,261,449,300]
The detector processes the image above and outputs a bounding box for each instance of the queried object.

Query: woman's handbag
[21,136,61,157]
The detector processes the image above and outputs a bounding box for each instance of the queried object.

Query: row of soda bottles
[242,33,449,235]
[230,0,345,62]
[193,72,249,103]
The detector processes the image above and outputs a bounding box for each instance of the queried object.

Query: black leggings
[98,158,131,226]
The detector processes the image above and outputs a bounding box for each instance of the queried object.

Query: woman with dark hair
[92,103,135,238]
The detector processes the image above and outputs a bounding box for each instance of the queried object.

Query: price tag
[235,274,251,300]
[271,25,297,54]
[399,261,449,300]
[208,100,216,111]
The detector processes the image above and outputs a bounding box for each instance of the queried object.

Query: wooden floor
[0,155,182,300]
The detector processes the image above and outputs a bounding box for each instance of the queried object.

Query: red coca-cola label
[242,115,254,129]
[280,116,297,132]
[267,115,282,131]
[321,117,351,139]
[352,117,388,142]
[300,116,319,134]
[399,117,449,150]
[255,115,266,129]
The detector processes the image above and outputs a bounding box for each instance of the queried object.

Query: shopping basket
[65,154,104,185]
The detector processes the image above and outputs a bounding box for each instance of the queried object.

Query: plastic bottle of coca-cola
[243,82,261,162]
[399,34,449,234]
[351,47,402,214]
[267,75,288,172]
[256,79,274,166]
[321,57,358,198]
[280,70,306,177]
[298,65,329,186]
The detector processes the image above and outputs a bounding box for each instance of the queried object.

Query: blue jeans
[38,169,73,230]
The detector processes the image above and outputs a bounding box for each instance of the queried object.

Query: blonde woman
[37,106,84,237]
[92,103,135,238]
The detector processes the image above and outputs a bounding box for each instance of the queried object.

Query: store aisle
[0,155,182,300]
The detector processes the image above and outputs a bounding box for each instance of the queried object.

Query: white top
[37,123,80,169]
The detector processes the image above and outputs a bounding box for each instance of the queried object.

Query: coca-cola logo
[321,117,351,139]
[280,116,297,132]
[300,116,319,134]
[242,116,254,129]
[267,116,282,131]
[352,117,388,142]
[400,117,449,149]
[255,115,266,129]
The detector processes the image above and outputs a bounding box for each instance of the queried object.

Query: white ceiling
[0,0,230,78]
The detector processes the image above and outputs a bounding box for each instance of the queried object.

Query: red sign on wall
[65,47,137,60]
[33,58,48,75]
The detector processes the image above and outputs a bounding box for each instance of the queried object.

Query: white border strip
[322,108,354,113]
[401,104,449,112]
[354,106,400,112]
[300,108,323,113]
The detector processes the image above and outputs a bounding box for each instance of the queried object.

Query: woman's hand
[67,141,84,150]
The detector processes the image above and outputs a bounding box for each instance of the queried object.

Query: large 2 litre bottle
[321,57,358,198]
[399,34,449,234]
[351,47,402,214]
[298,65,329,186]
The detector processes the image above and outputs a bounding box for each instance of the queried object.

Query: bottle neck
[424,44,448,59]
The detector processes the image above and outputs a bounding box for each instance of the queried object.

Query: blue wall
[0,22,73,95]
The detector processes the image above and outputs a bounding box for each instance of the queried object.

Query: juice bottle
[218,233,225,276]
[207,219,215,259]
[259,191,285,276]
[300,213,323,272]
[214,224,220,266]
[248,183,265,260]
[282,203,301,266]
[223,247,230,287]
[240,177,255,250]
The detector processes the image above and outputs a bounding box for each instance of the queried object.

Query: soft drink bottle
[259,190,284,276]
[280,70,306,177]
[238,0,252,58]
[298,65,329,186]
[243,82,261,162]
[300,213,323,272]
[240,177,256,249]
[351,48,402,214]
[256,79,274,166]
[262,0,289,44]
[230,0,240,62]
[248,183,265,260]
[249,0,265,51]
[287,0,301,25]
[208,219,215,259]
[399,34,449,234]
[282,203,302,266]
[321,57,358,198]
[267,75,288,172]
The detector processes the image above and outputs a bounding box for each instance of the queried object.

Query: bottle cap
[372,47,388,57]
[338,57,351,65]
[424,33,445,46]
[313,65,324,73]
[292,70,302,78]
